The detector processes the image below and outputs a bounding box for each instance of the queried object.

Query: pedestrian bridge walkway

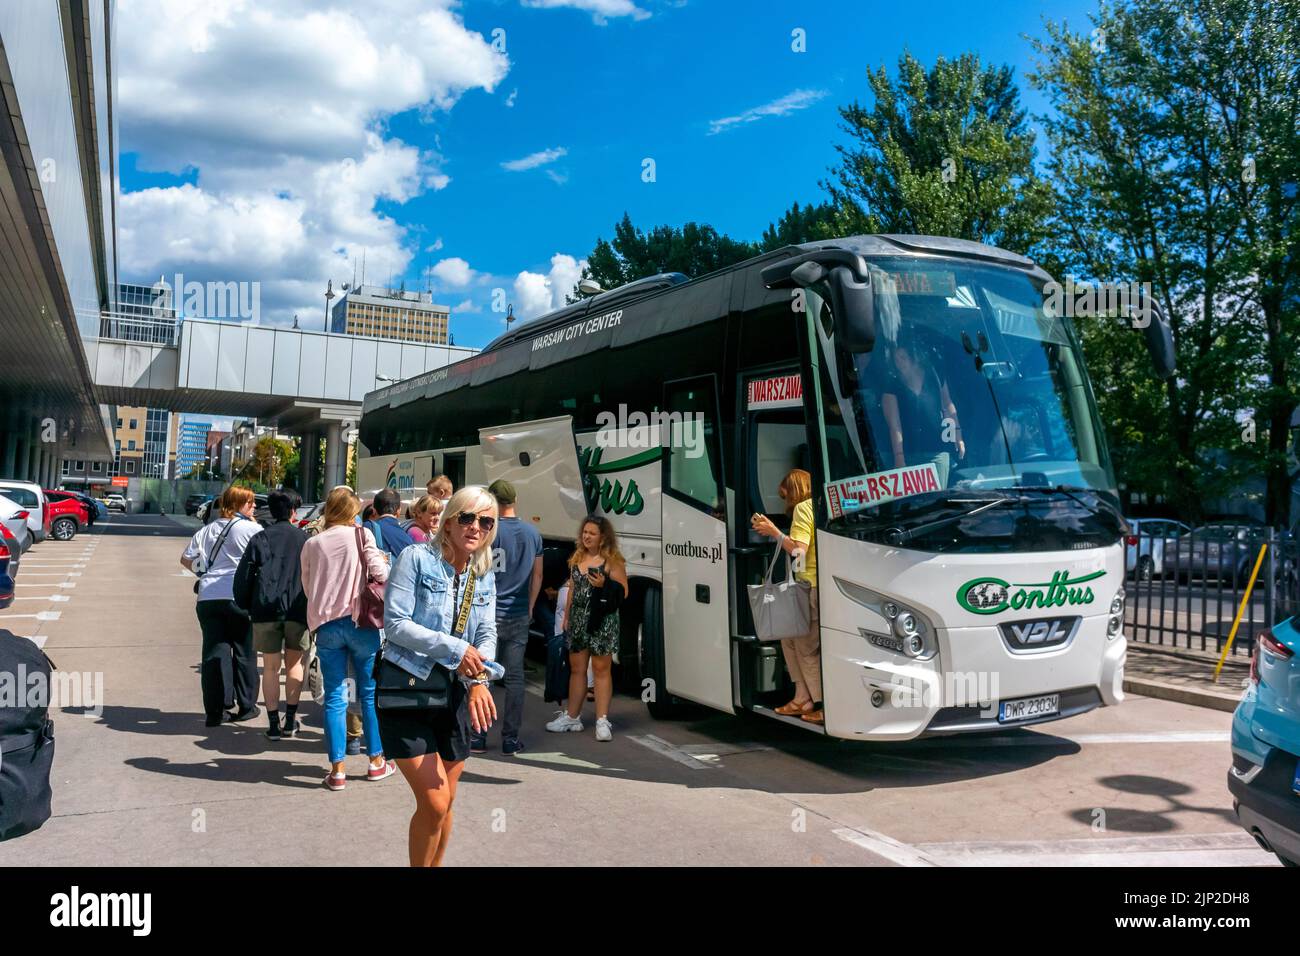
[87,315,476,426]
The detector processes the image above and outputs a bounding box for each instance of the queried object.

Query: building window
[116,418,122,428]
[61,460,70,475]
[126,460,136,474]
[128,440,137,450]
[75,460,84,471]
[92,461,103,473]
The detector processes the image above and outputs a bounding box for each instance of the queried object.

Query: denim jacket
[382,542,497,680]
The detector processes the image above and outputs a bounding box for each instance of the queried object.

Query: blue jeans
[495,616,531,742]
[316,615,383,763]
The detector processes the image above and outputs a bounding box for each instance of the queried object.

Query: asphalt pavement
[0,514,1275,866]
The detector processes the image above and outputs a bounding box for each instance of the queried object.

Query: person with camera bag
[379,485,500,867]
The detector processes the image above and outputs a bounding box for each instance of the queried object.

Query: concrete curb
[1123,676,1244,713]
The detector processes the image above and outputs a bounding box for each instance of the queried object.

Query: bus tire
[639,584,683,719]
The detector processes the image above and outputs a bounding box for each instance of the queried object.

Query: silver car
[0,492,32,585]
[1124,517,1192,581]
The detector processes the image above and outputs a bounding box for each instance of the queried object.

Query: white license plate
[999,694,1060,723]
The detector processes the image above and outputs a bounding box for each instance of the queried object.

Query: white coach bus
[357,234,1175,740]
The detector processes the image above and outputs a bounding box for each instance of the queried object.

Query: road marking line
[915,831,1263,859]
[627,734,714,770]
[0,610,60,621]
[10,594,70,602]
[11,635,49,649]
[832,827,941,867]
[18,572,81,577]
[512,752,623,771]
[906,731,1231,748]
[16,582,76,589]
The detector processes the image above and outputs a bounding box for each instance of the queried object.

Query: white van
[0,480,47,543]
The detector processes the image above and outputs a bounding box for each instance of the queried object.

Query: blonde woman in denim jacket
[381,485,500,867]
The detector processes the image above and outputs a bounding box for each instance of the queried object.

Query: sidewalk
[1123,641,1251,713]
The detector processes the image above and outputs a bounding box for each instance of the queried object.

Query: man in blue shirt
[368,488,414,560]
[474,479,542,755]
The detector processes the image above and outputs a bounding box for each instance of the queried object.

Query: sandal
[800,708,825,725]
[775,700,812,716]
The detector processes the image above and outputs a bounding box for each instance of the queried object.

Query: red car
[43,490,92,541]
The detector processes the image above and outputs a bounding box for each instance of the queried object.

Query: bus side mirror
[1129,292,1176,379]
[829,265,875,354]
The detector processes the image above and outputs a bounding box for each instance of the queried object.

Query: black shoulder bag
[193,515,242,595]
[374,567,476,712]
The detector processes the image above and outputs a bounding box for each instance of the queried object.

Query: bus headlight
[1109,588,1125,616]
[1107,614,1122,637]
[834,577,937,661]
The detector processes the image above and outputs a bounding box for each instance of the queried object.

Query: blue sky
[117,0,1100,356]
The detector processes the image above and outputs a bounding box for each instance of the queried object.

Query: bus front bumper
[820,620,1126,741]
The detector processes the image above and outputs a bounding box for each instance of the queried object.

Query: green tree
[234,435,293,489]
[823,51,1056,259]
[1030,0,1299,522]
[574,213,759,296]
[759,200,841,250]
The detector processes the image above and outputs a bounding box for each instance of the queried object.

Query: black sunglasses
[455,512,496,533]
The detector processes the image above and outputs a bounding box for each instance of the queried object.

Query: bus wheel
[639,584,683,719]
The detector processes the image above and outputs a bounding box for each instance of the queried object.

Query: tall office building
[329,284,450,344]
[177,419,211,476]
[110,281,178,478]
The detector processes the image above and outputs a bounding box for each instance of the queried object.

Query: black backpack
[0,628,55,841]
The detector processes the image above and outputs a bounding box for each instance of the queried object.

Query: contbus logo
[385,459,398,489]
[957,570,1105,615]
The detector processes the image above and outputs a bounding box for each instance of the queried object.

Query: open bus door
[478,416,587,539]
[658,376,733,712]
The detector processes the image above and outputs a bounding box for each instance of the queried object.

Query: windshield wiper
[887,496,1013,545]
[1008,484,1123,526]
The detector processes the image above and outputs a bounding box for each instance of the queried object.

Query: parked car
[0,492,33,555]
[0,522,19,610]
[184,493,213,516]
[1170,523,1296,587]
[103,493,128,513]
[1229,616,1300,867]
[1124,517,1193,581]
[63,490,104,525]
[42,489,92,541]
[0,479,48,543]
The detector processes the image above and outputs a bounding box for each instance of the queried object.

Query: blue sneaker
[502,737,526,756]
[470,732,488,754]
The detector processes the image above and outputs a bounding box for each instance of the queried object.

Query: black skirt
[377,677,472,763]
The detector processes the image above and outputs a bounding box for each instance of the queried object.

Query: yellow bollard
[1214,542,1270,683]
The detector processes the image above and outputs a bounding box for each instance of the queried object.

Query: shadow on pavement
[125,755,324,789]
[94,515,203,538]
[1065,773,1237,832]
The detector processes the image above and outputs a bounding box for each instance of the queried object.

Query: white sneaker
[546,711,584,733]
[595,717,612,742]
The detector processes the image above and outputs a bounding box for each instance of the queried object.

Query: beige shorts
[252,620,310,654]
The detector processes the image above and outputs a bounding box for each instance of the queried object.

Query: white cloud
[115,0,509,325]
[431,257,476,288]
[452,298,482,314]
[426,238,444,252]
[501,146,568,172]
[505,88,518,107]
[520,0,651,24]
[708,88,827,135]
[513,253,586,320]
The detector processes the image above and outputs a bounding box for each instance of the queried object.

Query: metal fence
[97,311,180,346]
[1123,524,1300,656]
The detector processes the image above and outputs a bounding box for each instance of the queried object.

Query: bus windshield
[809,257,1121,551]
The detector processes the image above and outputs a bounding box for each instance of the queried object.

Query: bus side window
[748,410,806,536]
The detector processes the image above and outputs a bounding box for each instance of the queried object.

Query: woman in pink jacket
[300,486,394,790]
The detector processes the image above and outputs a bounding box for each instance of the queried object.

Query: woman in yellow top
[750,468,822,724]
